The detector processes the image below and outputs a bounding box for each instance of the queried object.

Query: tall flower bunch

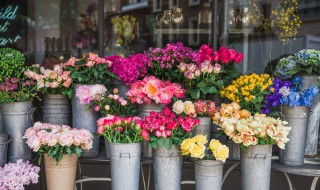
[181,135,229,162]
[105,54,148,85]
[140,107,200,150]
[178,45,243,100]
[24,64,73,97]
[24,122,93,163]
[96,115,142,143]
[63,53,115,86]
[172,100,219,117]
[126,76,185,105]
[112,15,136,46]
[0,160,40,190]
[220,73,273,113]
[144,42,194,82]
[212,104,291,149]
[275,49,320,78]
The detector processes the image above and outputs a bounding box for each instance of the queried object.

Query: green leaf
[150,141,158,149]
[158,137,166,147]
[190,89,200,100]
[208,86,217,94]
[150,136,158,141]
[196,81,207,88]
[75,59,86,66]
[75,147,82,157]
[66,147,72,155]
[165,138,173,150]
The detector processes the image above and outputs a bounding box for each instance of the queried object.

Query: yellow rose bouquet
[220,73,273,114]
[180,134,229,162]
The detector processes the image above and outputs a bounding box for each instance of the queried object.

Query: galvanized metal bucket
[0,133,10,167]
[279,105,310,166]
[153,145,182,190]
[112,79,130,97]
[190,117,211,161]
[0,105,3,133]
[138,102,164,159]
[104,137,111,159]
[194,160,223,190]
[43,94,71,125]
[241,144,272,190]
[72,84,100,158]
[227,139,241,161]
[110,142,141,190]
[2,101,34,162]
[300,75,320,156]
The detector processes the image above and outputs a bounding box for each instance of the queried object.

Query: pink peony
[58,132,74,146]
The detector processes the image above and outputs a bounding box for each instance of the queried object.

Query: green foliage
[38,144,82,165]
[0,48,25,82]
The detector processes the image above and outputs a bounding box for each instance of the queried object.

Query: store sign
[0,5,22,46]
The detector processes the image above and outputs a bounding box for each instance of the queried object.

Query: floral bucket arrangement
[97,115,143,190]
[24,122,93,190]
[0,160,40,190]
[181,134,229,190]
[213,102,291,190]
[140,107,199,190]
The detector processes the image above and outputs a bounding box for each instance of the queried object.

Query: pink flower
[113,116,122,125]
[58,132,74,146]
[26,135,41,151]
[212,52,220,62]
[185,71,195,80]
[63,78,72,88]
[76,85,92,104]
[120,100,128,106]
[141,130,150,141]
[234,53,243,63]
[228,49,237,59]
[155,130,162,137]
[97,126,104,134]
[158,87,173,105]
[169,83,186,98]
[85,60,95,67]
[89,52,98,61]
[144,76,161,100]
[194,100,208,115]
[24,128,36,139]
[213,63,221,74]
[94,105,100,112]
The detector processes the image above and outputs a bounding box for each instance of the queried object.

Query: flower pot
[44,153,78,190]
[279,105,310,166]
[109,142,141,190]
[194,160,223,190]
[227,139,241,161]
[43,94,71,125]
[2,101,35,162]
[153,145,182,190]
[112,79,130,97]
[72,84,100,158]
[300,75,320,156]
[138,102,165,159]
[241,144,272,190]
[0,133,9,167]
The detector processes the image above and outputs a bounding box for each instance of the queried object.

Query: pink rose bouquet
[0,160,40,190]
[63,53,116,86]
[24,122,93,163]
[25,64,73,97]
[105,54,148,85]
[178,45,243,100]
[96,115,143,143]
[172,99,219,117]
[126,76,186,105]
[75,84,107,104]
[141,107,200,149]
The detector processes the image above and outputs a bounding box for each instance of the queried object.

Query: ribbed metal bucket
[112,79,130,97]
[43,94,71,125]
[300,75,320,156]
[191,117,211,161]
[110,142,141,190]
[0,133,10,167]
[194,160,223,190]
[0,105,3,133]
[241,144,272,190]
[72,84,100,158]
[104,137,110,159]
[2,101,34,162]
[138,103,165,159]
[227,139,241,161]
[279,105,310,166]
[153,145,182,190]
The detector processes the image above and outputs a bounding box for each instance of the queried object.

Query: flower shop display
[24,122,93,190]
[0,159,40,190]
[220,73,273,114]
[141,107,199,190]
[97,115,143,190]
[179,45,243,100]
[25,64,73,125]
[0,133,10,167]
[181,135,228,190]
[172,100,219,153]
[213,103,291,190]
[74,84,108,157]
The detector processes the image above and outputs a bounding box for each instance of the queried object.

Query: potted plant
[181,135,229,190]
[275,49,320,155]
[0,159,40,189]
[24,122,93,190]
[141,107,199,190]
[63,53,115,157]
[96,115,142,190]
[25,64,73,125]
[0,48,38,163]
[213,104,291,190]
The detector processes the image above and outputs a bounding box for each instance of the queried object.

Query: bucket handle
[120,153,131,164]
[27,107,36,123]
[1,138,13,145]
[253,154,271,166]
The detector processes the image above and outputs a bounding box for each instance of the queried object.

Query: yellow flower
[189,143,206,159]
[193,134,208,145]
[180,138,193,156]
[209,139,222,151]
[213,145,229,162]
[184,101,196,115]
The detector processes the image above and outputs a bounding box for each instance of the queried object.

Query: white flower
[172,100,184,114]
[279,86,291,97]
